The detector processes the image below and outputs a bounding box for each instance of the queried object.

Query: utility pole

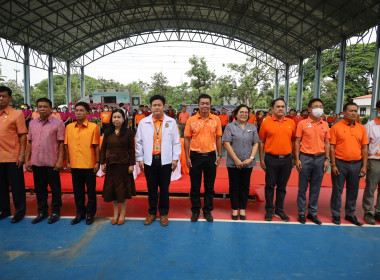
[14,69,20,85]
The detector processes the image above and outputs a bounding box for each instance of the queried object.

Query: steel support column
[284,64,290,106]
[274,69,279,99]
[371,26,380,119]
[336,38,347,113]
[80,66,85,99]
[314,48,322,98]
[23,46,30,106]
[296,58,303,110]
[48,55,54,107]
[66,61,71,105]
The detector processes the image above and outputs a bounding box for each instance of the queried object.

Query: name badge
[165,123,169,128]
[154,142,160,152]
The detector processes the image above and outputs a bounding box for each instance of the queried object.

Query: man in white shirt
[363,100,380,225]
[136,95,181,226]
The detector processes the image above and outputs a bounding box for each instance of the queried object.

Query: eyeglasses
[238,112,249,115]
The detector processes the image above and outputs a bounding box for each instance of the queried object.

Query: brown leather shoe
[160,215,169,226]
[144,215,156,225]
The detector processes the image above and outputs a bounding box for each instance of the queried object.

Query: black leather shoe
[239,214,246,220]
[71,215,85,225]
[345,215,363,226]
[32,213,48,224]
[191,213,199,222]
[274,210,290,222]
[298,214,306,224]
[332,216,341,225]
[307,213,322,225]
[231,214,238,220]
[265,210,273,221]
[11,215,24,224]
[86,216,95,225]
[0,211,11,220]
[48,213,60,224]
[204,213,213,222]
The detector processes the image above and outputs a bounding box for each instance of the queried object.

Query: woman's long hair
[104,109,127,138]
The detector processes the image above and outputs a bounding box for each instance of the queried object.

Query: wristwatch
[249,156,255,160]
[217,154,223,157]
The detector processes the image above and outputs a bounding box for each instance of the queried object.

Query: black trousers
[32,166,62,215]
[190,151,216,214]
[144,157,172,216]
[0,162,26,216]
[264,154,292,212]
[228,167,253,210]
[71,169,97,217]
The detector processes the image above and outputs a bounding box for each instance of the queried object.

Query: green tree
[0,79,24,107]
[186,55,216,95]
[144,72,171,104]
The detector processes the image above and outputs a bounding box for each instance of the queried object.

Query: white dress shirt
[136,114,181,166]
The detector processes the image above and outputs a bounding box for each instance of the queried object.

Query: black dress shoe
[32,213,48,224]
[204,213,213,222]
[332,216,341,225]
[298,214,306,224]
[231,214,238,220]
[191,213,199,222]
[345,215,363,226]
[0,211,11,220]
[274,210,290,222]
[307,213,322,225]
[11,215,24,224]
[71,215,85,225]
[265,210,273,221]
[86,216,95,225]
[239,214,246,220]
[48,213,60,224]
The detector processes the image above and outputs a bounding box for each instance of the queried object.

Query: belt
[300,152,325,158]
[190,151,215,157]
[266,153,291,159]
[153,154,161,160]
[337,159,362,164]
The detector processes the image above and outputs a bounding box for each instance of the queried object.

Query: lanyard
[154,121,162,142]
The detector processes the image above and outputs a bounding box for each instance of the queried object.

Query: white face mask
[104,108,108,112]
[296,113,301,116]
[52,110,57,113]
[312,108,324,118]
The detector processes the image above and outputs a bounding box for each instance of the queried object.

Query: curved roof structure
[0,0,379,65]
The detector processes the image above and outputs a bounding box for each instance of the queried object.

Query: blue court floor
[1,217,379,280]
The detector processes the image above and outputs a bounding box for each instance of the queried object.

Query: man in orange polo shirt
[247,108,257,127]
[178,105,190,138]
[218,107,229,133]
[259,98,296,222]
[330,102,368,226]
[295,98,330,225]
[184,94,223,222]
[0,86,28,223]
[65,102,100,225]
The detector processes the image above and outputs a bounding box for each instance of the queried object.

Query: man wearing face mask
[295,98,330,225]
[332,112,344,126]
[134,105,145,131]
[100,105,112,135]
[330,102,368,226]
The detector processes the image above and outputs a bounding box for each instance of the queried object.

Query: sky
[0,42,249,88]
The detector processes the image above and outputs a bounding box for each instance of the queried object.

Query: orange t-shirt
[293,116,303,126]
[178,112,190,125]
[219,114,229,126]
[100,111,112,124]
[184,112,223,153]
[64,120,100,168]
[296,117,330,155]
[248,114,256,125]
[327,116,337,124]
[52,112,61,119]
[0,106,28,162]
[135,113,145,125]
[31,111,40,119]
[152,116,163,155]
[330,119,369,161]
[259,116,296,155]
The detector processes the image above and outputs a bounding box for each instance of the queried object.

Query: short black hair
[308,98,323,108]
[75,102,90,112]
[119,103,124,107]
[343,102,358,111]
[232,104,250,118]
[271,98,286,107]
[288,109,295,113]
[103,105,109,108]
[149,95,165,105]
[0,86,12,96]
[198,94,212,103]
[139,105,144,108]
[36,98,52,108]
[376,100,380,109]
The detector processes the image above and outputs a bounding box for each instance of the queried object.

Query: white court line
[23,215,380,227]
